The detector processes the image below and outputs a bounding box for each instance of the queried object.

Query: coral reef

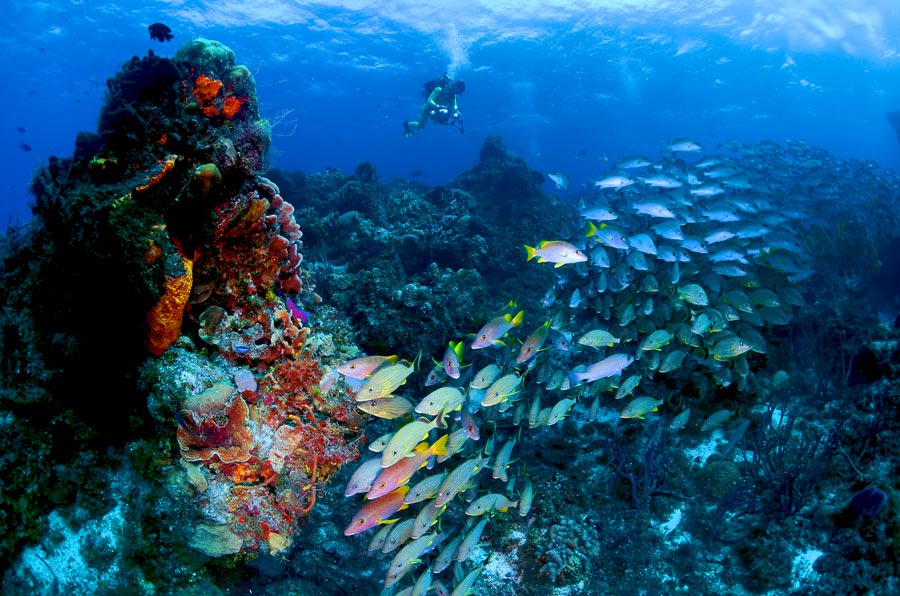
[0,38,361,592]
[267,136,564,358]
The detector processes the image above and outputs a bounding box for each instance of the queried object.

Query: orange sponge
[146,250,194,356]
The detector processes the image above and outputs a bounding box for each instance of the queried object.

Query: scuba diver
[404,73,465,137]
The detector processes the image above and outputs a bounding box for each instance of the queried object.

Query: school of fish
[336,137,900,593]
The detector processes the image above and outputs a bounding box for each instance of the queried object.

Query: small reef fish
[456,518,489,562]
[148,22,174,42]
[381,519,415,553]
[460,407,481,440]
[670,408,691,431]
[411,499,447,539]
[616,155,652,169]
[614,374,642,400]
[441,340,465,379]
[581,204,618,221]
[367,435,449,500]
[709,337,752,360]
[471,310,524,349]
[482,373,522,407]
[415,387,464,417]
[620,396,664,419]
[337,354,398,379]
[344,457,383,497]
[404,472,447,504]
[384,532,437,588]
[586,221,629,250]
[450,563,484,596]
[435,456,484,507]
[628,234,656,256]
[639,173,683,188]
[357,396,414,419]
[432,534,463,574]
[546,398,576,426]
[679,283,709,306]
[344,486,410,535]
[381,417,441,468]
[547,171,570,191]
[639,329,674,352]
[518,478,534,516]
[666,137,703,153]
[595,173,635,190]
[465,493,518,516]
[516,321,551,364]
[700,409,733,431]
[491,437,517,482]
[283,294,310,325]
[524,241,587,267]
[578,328,621,348]
[471,363,502,389]
[367,524,395,553]
[424,363,446,386]
[411,567,433,596]
[568,353,634,385]
[659,349,688,373]
[633,200,676,218]
[357,357,418,401]
[368,431,394,453]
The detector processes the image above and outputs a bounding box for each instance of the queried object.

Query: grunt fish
[524,241,588,267]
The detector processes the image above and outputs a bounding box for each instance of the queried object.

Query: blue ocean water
[3,1,900,228]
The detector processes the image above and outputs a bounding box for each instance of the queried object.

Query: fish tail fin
[430,433,449,457]
[567,371,582,387]
[510,310,524,328]
[585,220,597,238]
[524,245,537,261]
[435,407,449,429]
[451,340,465,362]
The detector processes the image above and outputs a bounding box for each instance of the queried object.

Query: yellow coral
[146,250,193,356]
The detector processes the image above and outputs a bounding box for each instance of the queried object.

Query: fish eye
[357,519,365,525]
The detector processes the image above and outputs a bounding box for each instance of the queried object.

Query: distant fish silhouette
[16,126,25,133]
[19,142,32,152]
[409,170,423,178]
[148,23,173,42]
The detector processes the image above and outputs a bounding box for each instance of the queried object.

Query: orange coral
[193,74,223,104]
[192,74,244,119]
[221,95,244,119]
[135,155,178,194]
[146,248,193,356]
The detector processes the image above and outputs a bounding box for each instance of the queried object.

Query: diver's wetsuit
[405,84,461,136]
